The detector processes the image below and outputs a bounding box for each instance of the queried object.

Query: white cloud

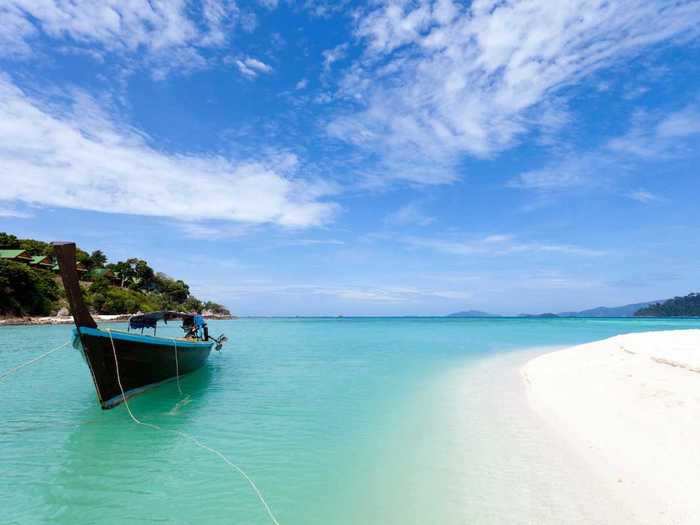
[605,108,700,159]
[385,202,435,226]
[322,43,348,72]
[404,234,605,257]
[257,0,279,9]
[0,77,336,228]
[508,157,598,192]
[235,57,273,78]
[511,105,700,192]
[330,0,700,183]
[295,78,309,90]
[627,190,661,204]
[283,238,345,246]
[175,221,255,239]
[0,204,32,218]
[214,282,471,303]
[0,1,239,74]
[657,108,700,138]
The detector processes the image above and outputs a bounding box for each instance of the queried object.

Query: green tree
[0,232,19,248]
[17,238,52,256]
[89,250,107,269]
[154,272,190,303]
[183,296,204,313]
[0,261,58,315]
[203,301,231,315]
[129,259,155,290]
[108,261,134,288]
[635,293,700,317]
[2,231,231,316]
[108,258,155,290]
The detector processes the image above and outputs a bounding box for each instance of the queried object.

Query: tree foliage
[634,293,700,317]
[0,261,58,316]
[85,250,107,271]
[203,301,231,315]
[0,232,19,248]
[0,231,230,317]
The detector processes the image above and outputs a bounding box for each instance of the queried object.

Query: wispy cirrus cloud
[234,56,274,79]
[607,106,700,158]
[0,203,32,218]
[403,233,605,257]
[510,105,700,193]
[627,190,662,204]
[385,202,435,227]
[0,1,240,76]
[328,0,700,183]
[322,43,349,72]
[207,282,471,303]
[0,77,336,228]
[282,238,346,247]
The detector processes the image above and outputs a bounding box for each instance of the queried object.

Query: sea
[2,317,698,524]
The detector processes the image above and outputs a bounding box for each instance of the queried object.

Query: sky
[1,0,700,316]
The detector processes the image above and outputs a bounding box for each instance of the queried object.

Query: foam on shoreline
[523,329,700,524]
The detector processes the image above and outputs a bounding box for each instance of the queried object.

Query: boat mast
[53,242,97,330]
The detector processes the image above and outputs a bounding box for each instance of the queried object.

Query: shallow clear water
[2,317,699,524]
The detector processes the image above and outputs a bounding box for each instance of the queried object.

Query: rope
[106,330,280,525]
[173,338,182,395]
[0,341,69,382]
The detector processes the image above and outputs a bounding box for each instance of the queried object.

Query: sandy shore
[523,330,700,524]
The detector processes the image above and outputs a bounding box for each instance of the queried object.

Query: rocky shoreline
[0,313,235,326]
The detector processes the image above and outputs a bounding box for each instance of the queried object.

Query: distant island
[634,293,700,317]
[446,310,499,318]
[449,296,700,318]
[557,301,661,318]
[0,232,231,319]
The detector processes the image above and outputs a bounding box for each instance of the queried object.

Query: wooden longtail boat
[53,242,227,409]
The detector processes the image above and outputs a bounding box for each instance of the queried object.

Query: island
[0,232,232,324]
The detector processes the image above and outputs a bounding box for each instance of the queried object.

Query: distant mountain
[557,300,663,318]
[447,310,499,318]
[448,299,667,319]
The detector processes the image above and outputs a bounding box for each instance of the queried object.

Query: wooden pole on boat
[53,242,97,329]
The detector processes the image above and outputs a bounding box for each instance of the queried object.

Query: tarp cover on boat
[129,311,195,330]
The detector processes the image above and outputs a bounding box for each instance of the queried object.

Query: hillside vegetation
[0,232,230,317]
[634,293,700,317]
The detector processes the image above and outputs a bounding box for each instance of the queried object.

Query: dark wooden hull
[75,327,213,409]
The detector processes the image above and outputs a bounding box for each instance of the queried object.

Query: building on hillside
[73,261,88,278]
[29,255,55,270]
[0,249,33,264]
[50,261,87,277]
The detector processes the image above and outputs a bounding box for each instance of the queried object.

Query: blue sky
[1,0,700,315]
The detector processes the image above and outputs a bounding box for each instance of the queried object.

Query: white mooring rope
[106,330,281,525]
[0,341,69,382]
[173,338,183,395]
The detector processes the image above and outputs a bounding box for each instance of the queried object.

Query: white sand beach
[524,330,700,524]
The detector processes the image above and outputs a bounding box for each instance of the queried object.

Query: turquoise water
[2,317,699,524]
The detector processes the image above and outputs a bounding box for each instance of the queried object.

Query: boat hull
[75,327,213,409]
